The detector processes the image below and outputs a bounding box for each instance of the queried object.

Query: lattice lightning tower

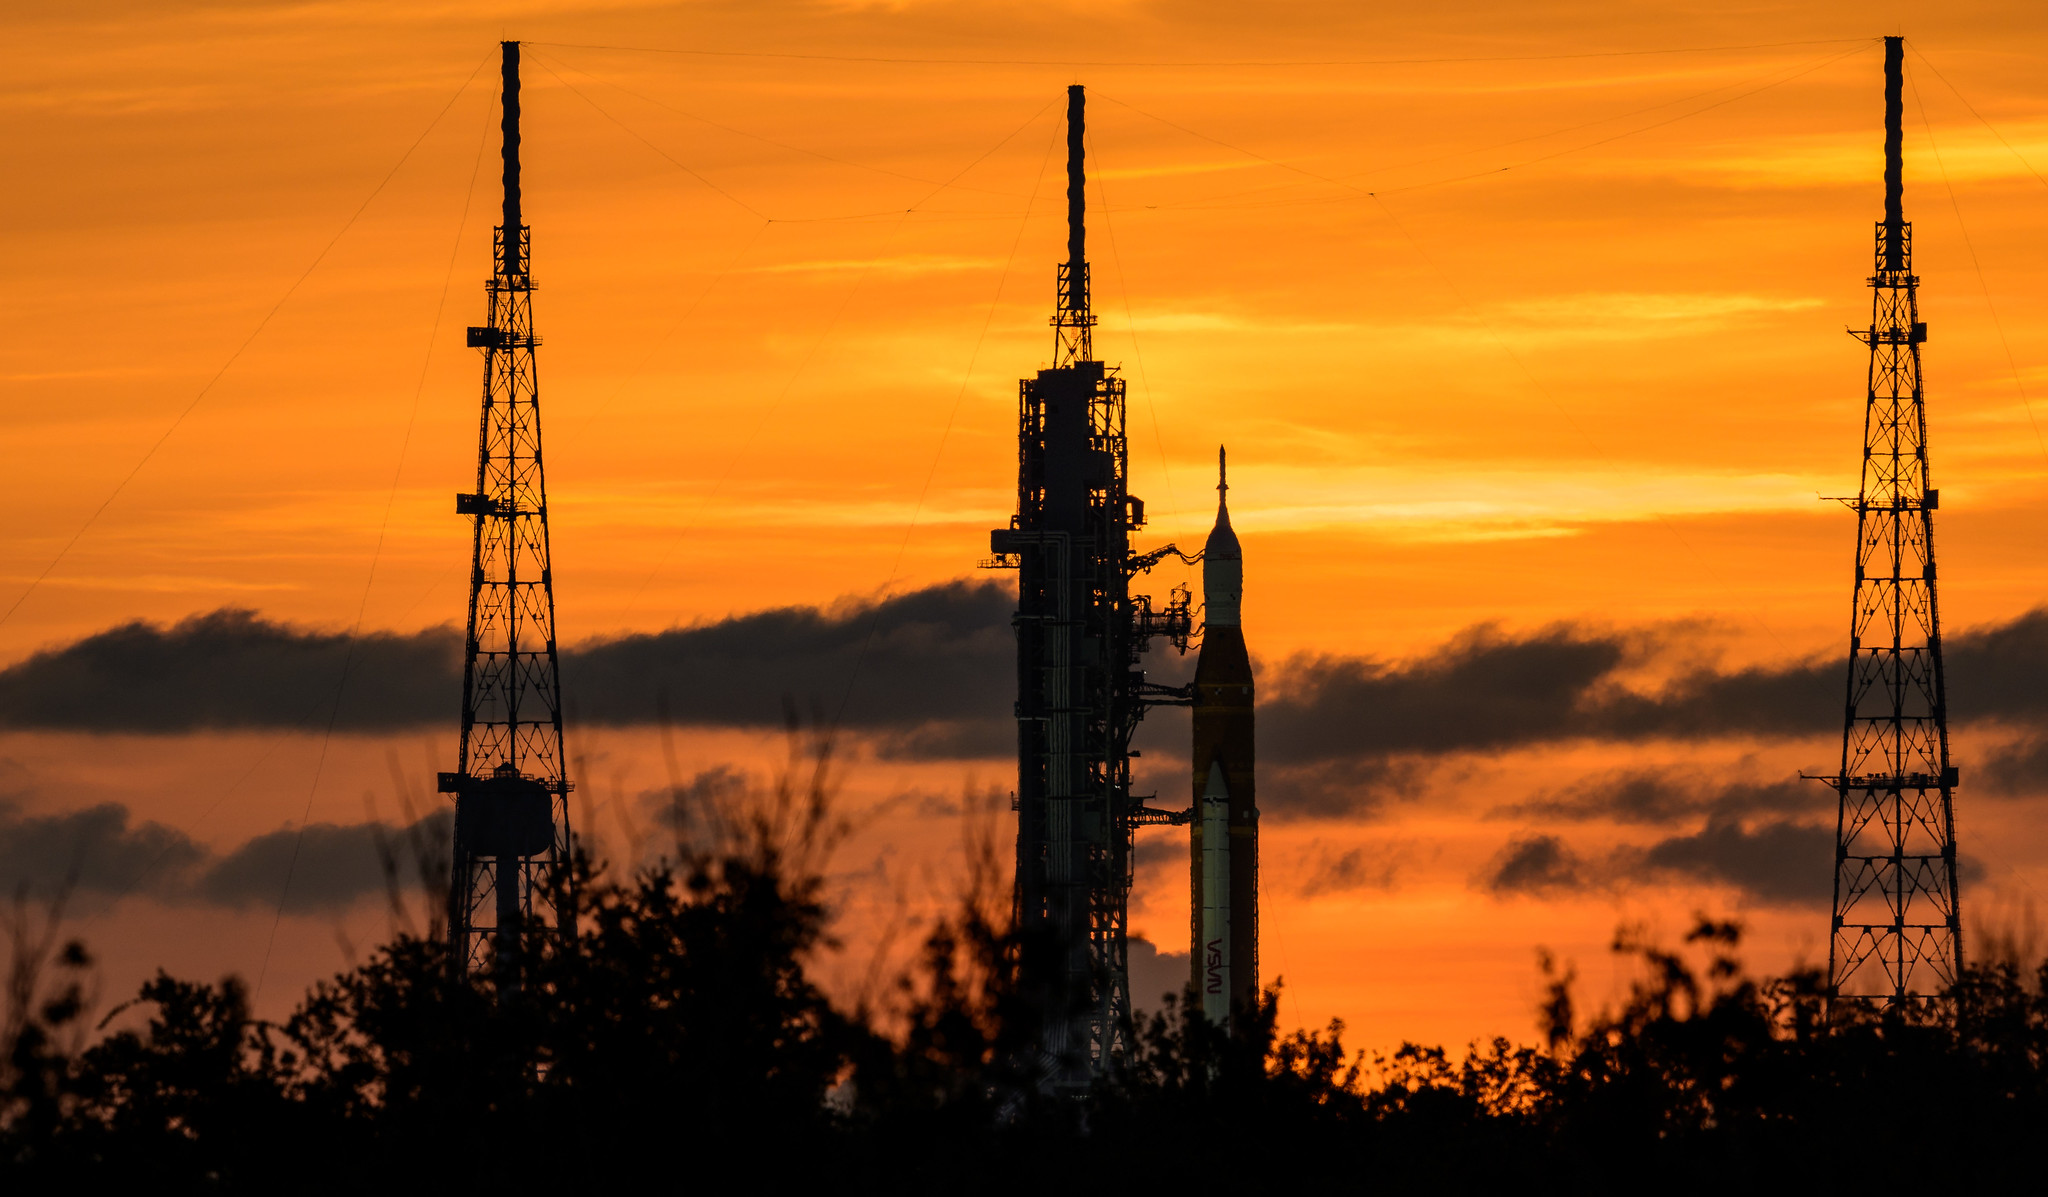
[1821,36,1961,1004]
[441,41,575,978]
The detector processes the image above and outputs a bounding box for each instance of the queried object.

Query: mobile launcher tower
[987,85,1195,1090]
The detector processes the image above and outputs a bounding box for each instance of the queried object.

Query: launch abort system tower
[1817,35,1961,1004]
[441,41,575,978]
[989,85,1192,1088]
[1189,448,1256,1025]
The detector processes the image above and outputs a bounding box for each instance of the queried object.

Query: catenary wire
[0,50,497,634]
[44,32,1949,955]
[118,90,502,918]
[1906,62,2048,465]
[1111,46,1881,215]
[533,47,1028,200]
[1091,129,1182,533]
[567,219,772,439]
[256,77,502,1002]
[534,51,1047,226]
[611,96,1061,622]
[532,55,772,221]
[828,101,1067,731]
[1093,41,1869,214]
[526,37,1873,70]
[1365,191,1796,656]
[1907,44,2048,193]
[1084,71,1834,654]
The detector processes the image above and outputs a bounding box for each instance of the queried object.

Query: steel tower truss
[989,86,1192,1090]
[1820,37,1961,1004]
[442,41,574,978]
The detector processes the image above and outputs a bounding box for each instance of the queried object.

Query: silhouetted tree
[11,803,2048,1193]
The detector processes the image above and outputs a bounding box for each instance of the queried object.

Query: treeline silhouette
[4,750,2044,1190]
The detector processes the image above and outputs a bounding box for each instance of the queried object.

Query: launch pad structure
[1814,36,1962,1005]
[988,85,1196,1090]
[377,34,1944,1071]
[440,41,576,979]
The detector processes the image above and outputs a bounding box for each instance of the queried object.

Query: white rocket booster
[1199,765,1233,1026]
[1190,445,1256,1026]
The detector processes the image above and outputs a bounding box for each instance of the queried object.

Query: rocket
[1190,447,1257,1025]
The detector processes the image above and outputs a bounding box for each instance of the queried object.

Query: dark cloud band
[0,799,449,915]
[0,610,456,732]
[4,592,2048,792]
[0,581,1015,737]
[1477,819,1837,908]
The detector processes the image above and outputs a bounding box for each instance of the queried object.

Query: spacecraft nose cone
[1204,446,1242,627]
[1204,503,1241,560]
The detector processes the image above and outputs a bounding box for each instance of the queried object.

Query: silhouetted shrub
[8,797,2048,1193]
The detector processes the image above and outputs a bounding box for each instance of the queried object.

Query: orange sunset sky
[5,0,2048,1053]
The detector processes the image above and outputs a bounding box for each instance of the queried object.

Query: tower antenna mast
[1055,86,1093,368]
[442,40,575,979]
[1818,35,1961,1005]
